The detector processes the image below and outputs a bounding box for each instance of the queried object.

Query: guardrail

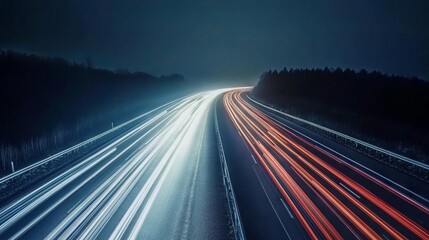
[247,94,429,183]
[214,100,245,240]
[0,99,177,185]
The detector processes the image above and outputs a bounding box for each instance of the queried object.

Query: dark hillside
[252,68,429,161]
[0,50,187,171]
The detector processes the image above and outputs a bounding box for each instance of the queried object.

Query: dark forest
[0,50,186,171]
[252,68,429,161]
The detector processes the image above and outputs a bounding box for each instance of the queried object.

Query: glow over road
[0,90,231,239]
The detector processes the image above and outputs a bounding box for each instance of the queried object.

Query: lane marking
[251,154,257,164]
[252,166,292,240]
[339,183,361,199]
[280,198,294,219]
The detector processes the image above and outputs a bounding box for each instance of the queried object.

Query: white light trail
[0,89,231,239]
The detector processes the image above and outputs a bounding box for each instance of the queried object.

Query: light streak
[0,89,229,239]
[223,90,429,239]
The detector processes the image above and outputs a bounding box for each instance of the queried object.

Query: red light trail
[223,90,429,239]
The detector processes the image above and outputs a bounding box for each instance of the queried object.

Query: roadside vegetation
[0,50,187,175]
[252,67,429,163]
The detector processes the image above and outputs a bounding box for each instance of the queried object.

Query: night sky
[1,0,428,84]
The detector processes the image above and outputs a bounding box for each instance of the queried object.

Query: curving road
[0,90,232,240]
[2,87,428,240]
[219,89,429,239]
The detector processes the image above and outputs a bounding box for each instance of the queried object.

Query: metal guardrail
[214,100,245,240]
[247,94,429,182]
[0,99,176,185]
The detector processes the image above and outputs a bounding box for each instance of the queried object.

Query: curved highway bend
[1,88,428,240]
[0,90,232,240]
[220,90,429,239]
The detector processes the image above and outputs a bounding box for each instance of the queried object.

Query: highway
[0,90,232,240]
[2,87,428,240]
[219,89,429,239]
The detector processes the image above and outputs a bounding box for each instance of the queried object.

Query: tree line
[0,50,187,173]
[252,67,429,161]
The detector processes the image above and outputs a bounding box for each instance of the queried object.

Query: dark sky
[1,0,428,84]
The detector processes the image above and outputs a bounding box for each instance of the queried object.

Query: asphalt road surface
[2,88,428,240]
[218,89,429,239]
[0,90,232,240]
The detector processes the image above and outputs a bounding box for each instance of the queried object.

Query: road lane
[217,95,301,239]
[0,90,232,240]
[3,87,427,240]
[220,89,429,239]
